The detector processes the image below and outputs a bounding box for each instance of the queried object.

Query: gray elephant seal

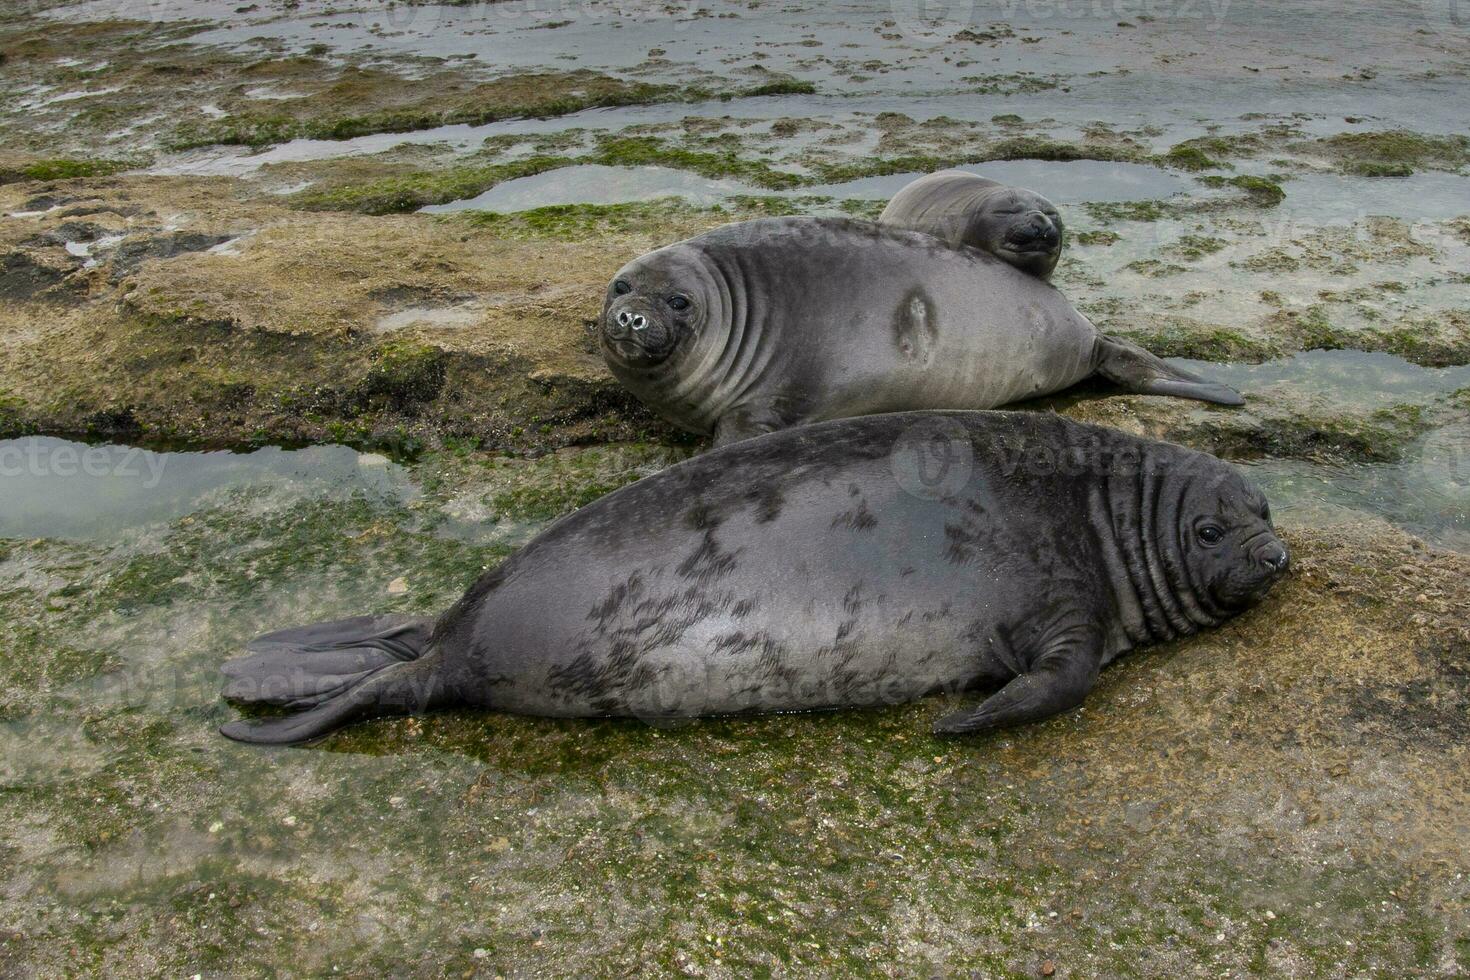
[219,411,1287,745]
[879,170,1065,278]
[600,216,1242,447]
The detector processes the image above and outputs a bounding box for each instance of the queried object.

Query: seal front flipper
[1092,334,1245,407]
[932,624,1103,735]
[711,404,795,448]
[219,616,448,746]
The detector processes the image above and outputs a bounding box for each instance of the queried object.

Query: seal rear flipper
[220,615,447,745]
[1092,334,1245,407]
[220,648,447,746]
[933,628,1102,736]
[222,614,433,709]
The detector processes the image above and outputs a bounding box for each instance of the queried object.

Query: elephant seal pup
[600,216,1242,447]
[879,170,1065,279]
[218,411,1287,745]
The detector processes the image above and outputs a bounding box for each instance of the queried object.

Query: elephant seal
[879,170,1065,279]
[218,411,1287,745]
[600,216,1243,447]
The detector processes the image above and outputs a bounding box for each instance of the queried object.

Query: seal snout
[615,310,649,332]
[603,298,656,341]
[602,292,680,363]
[1256,539,1290,576]
[1010,211,1061,251]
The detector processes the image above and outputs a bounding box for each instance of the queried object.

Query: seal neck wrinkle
[681,246,772,426]
[653,248,739,431]
[1092,452,1219,647]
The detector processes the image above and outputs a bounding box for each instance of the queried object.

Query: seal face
[602,257,700,367]
[879,170,1065,279]
[218,411,1288,746]
[598,216,1243,447]
[970,187,1065,279]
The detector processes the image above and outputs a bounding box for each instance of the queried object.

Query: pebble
[388,577,409,595]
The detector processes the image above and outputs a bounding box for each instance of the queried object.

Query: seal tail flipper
[1092,334,1245,407]
[219,614,447,746]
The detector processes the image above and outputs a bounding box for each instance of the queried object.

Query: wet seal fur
[218,411,1288,746]
[599,216,1243,448]
[879,170,1066,279]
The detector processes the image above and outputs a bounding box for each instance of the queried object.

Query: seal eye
[1197,524,1225,546]
[668,295,690,311]
[613,279,631,296]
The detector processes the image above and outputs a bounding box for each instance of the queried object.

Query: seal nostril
[632,315,648,331]
[616,311,631,327]
[1261,547,1289,574]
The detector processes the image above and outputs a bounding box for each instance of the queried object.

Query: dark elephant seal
[218,411,1287,745]
[600,216,1243,447]
[879,170,1065,279]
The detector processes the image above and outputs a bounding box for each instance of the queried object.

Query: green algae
[166,75,689,151]
[1190,402,1432,464]
[462,443,687,523]
[292,134,806,215]
[359,339,448,410]
[1287,307,1470,368]
[8,158,137,182]
[1198,174,1286,205]
[447,196,820,240]
[290,155,573,215]
[809,138,1142,184]
[589,135,803,190]
[1115,324,1280,363]
[0,388,26,437]
[1314,130,1470,176]
[453,199,701,239]
[1082,200,1172,223]
[736,79,817,98]
[167,75,817,152]
[1167,235,1229,260]
[1161,144,1225,171]
[1073,230,1121,246]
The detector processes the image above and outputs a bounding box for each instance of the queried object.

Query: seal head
[601,249,708,368]
[600,242,740,434]
[878,170,1065,279]
[972,187,1065,279]
[1178,468,1288,611]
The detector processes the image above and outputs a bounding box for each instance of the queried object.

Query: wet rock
[107,232,235,282]
[0,250,81,302]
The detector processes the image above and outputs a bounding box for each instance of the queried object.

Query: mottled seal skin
[600,216,1243,447]
[879,170,1065,279]
[218,411,1287,746]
